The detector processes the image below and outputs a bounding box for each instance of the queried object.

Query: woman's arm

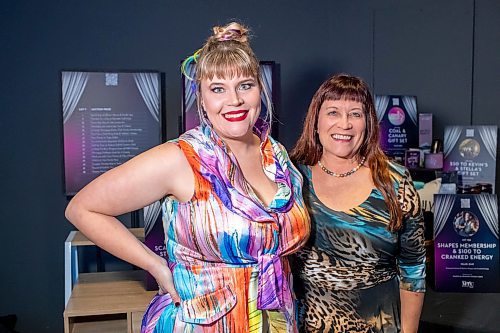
[400,289,425,333]
[65,142,194,302]
[396,169,427,333]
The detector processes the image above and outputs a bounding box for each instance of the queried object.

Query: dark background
[1,1,499,332]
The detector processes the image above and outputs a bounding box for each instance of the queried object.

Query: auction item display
[444,125,498,193]
[62,71,163,196]
[433,194,499,292]
[375,95,419,161]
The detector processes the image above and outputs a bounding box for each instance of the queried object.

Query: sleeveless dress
[141,120,310,333]
[294,162,425,333]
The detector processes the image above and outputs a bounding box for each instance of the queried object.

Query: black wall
[1,1,499,332]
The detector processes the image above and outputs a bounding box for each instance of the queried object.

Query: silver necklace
[318,156,366,178]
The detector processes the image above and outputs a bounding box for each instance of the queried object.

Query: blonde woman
[65,22,310,332]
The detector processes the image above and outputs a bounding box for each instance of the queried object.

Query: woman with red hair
[291,74,426,333]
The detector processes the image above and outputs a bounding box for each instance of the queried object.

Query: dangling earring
[196,93,208,125]
[200,100,207,118]
[315,129,322,146]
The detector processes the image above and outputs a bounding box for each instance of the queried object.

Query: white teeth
[224,112,246,119]
[332,134,352,140]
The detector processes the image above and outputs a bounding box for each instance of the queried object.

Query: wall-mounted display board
[62,71,163,196]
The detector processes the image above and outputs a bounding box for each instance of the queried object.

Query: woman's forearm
[400,289,425,333]
[65,205,162,273]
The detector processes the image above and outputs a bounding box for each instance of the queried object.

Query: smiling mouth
[223,110,249,122]
[332,134,353,141]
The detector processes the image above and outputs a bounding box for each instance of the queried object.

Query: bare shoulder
[153,142,188,169]
[114,142,188,182]
[153,142,194,202]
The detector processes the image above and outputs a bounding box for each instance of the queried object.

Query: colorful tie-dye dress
[141,120,310,333]
[294,162,426,333]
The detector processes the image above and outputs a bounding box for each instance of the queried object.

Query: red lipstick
[223,110,249,122]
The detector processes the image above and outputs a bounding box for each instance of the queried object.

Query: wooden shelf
[64,270,156,333]
[64,228,145,306]
[68,314,127,333]
[63,229,155,333]
[67,228,145,246]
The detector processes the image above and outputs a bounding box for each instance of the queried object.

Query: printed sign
[434,194,499,292]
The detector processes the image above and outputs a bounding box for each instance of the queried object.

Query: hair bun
[212,22,248,43]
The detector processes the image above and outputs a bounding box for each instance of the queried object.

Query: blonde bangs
[196,48,259,82]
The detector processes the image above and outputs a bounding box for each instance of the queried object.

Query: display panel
[434,194,499,292]
[181,61,276,133]
[375,95,419,162]
[443,125,498,193]
[62,71,162,195]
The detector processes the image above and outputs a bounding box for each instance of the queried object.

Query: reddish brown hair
[290,73,403,231]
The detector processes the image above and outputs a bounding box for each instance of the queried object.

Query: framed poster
[62,71,163,196]
[434,194,499,292]
[181,61,277,135]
